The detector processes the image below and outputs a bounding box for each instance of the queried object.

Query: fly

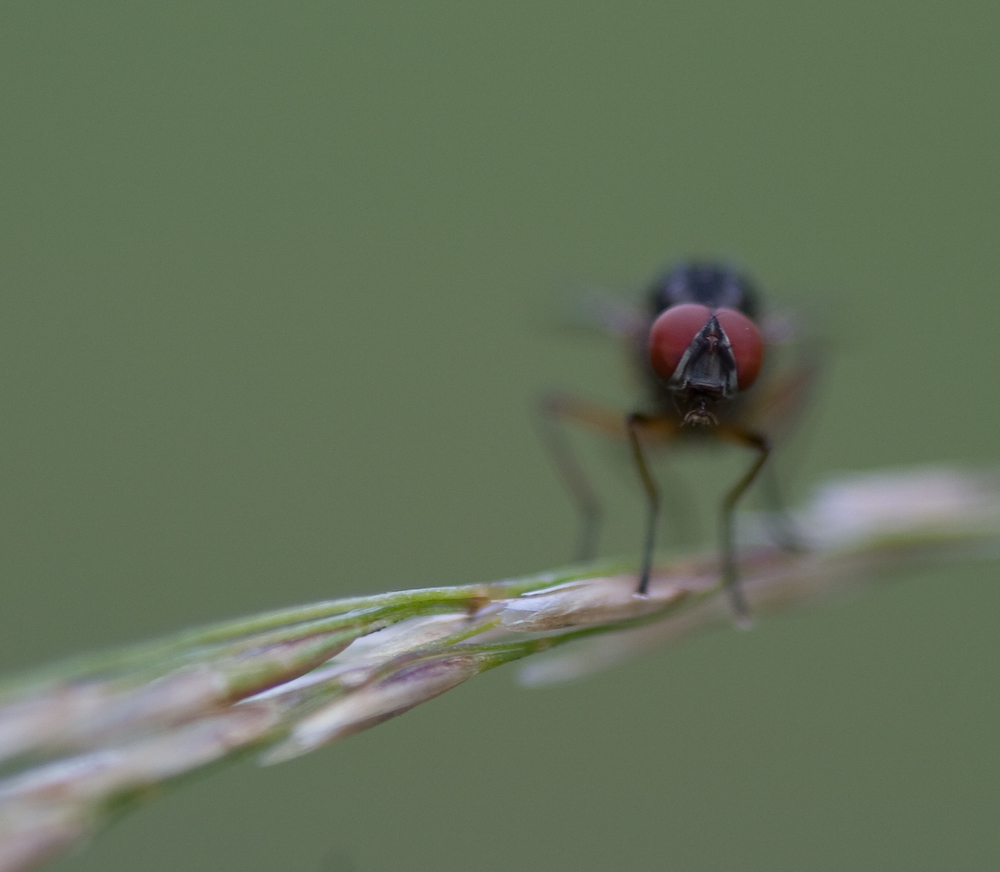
[540,261,816,624]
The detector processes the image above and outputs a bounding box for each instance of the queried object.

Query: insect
[540,261,815,622]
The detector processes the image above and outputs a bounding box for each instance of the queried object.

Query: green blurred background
[1,2,998,870]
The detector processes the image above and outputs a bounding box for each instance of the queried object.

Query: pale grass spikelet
[500,573,694,631]
[261,655,481,764]
[802,466,1000,548]
[0,704,279,872]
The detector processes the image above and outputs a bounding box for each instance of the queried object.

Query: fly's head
[647,303,765,426]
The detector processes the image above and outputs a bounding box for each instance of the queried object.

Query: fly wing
[551,287,649,342]
[732,310,823,442]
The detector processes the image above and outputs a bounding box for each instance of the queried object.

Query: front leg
[717,426,772,625]
[625,413,677,595]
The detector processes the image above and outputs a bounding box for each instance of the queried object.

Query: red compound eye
[715,307,765,389]
[648,303,765,391]
[648,303,712,382]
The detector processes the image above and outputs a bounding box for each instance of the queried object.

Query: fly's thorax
[648,262,760,319]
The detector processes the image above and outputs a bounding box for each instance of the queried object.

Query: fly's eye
[715,307,765,389]
[648,303,712,382]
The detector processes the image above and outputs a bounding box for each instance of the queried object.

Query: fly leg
[625,412,670,595]
[717,427,772,625]
[537,393,625,562]
[760,461,805,553]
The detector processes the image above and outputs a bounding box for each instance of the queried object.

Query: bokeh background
[1,2,998,870]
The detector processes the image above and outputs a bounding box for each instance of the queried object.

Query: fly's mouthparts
[682,399,718,427]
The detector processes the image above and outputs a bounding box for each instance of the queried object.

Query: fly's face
[645,265,766,425]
